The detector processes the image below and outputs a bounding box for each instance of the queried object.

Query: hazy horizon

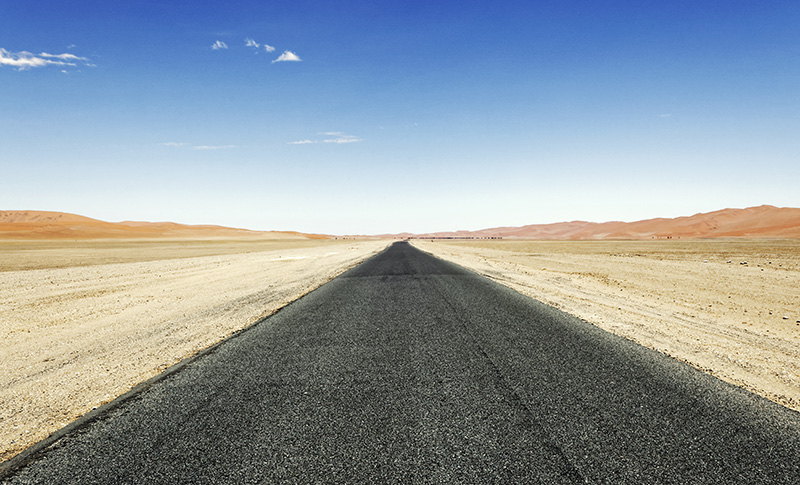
[2,1,798,234]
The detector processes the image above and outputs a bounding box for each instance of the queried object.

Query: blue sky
[2,1,799,234]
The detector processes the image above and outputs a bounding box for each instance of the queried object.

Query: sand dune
[7,206,798,240]
[405,205,800,240]
[0,211,327,240]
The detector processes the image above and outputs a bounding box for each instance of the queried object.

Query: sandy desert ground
[412,239,800,413]
[0,238,389,461]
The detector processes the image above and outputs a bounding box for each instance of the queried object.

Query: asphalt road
[4,241,800,483]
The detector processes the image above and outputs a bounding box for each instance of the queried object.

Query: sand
[0,210,325,240]
[0,239,389,461]
[398,205,800,239]
[412,239,800,412]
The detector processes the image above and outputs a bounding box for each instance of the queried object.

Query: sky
[2,1,799,234]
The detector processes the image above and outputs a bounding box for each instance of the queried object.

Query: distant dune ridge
[0,211,328,240]
[2,205,799,240]
[404,205,800,240]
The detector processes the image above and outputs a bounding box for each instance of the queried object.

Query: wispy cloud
[324,137,362,144]
[272,50,301,63]
[212,38,288,60]
[246,38,276,54]
[658,113,672,118]
[322,132,362,144]
[193,144,236,150]
[159,142,189,147]
[289,132,362,145]
[40,52,86,61]
[0,47,92,71]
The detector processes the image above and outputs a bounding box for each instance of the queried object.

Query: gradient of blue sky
[2,1,798,234]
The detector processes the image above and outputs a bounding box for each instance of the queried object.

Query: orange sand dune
[0,211,327,240]
[407,205,800,240]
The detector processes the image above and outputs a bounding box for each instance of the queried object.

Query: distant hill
[6,206,799,241]
[0,211,329,240]
[398,205,800,240]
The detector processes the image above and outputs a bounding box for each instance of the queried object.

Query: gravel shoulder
[412,239,800,412]
[0,239,389,461]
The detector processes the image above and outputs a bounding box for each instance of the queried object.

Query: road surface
[4,242,800,483]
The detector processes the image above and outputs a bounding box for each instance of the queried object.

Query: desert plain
[2,235,800,463]
[0,238,389,461]
[413,239,800,413]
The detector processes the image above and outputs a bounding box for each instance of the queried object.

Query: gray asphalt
[4,241,800,484]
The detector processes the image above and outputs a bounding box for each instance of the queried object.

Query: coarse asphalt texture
[3,241,800,483]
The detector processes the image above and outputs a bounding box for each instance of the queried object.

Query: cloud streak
[324,137,361,144]
[321,132,362,143]
[289,132,362,145]
[0,47,92,71]
[211,38,292,61]
[193,145,236,150]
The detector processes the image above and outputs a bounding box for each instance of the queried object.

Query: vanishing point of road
[3,242,800,483]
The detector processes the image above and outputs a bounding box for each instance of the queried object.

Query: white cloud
[209,39,286,61]
[159,142,188,147]
[290,132,362,145]
[658,113,672,118]
[0,47,92,71]
[321,132,362,144]
[193,144,236,150]
[40,52,87,61]
[324,136,362,144]
[0,49,47,69]
[272,50,301,63]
